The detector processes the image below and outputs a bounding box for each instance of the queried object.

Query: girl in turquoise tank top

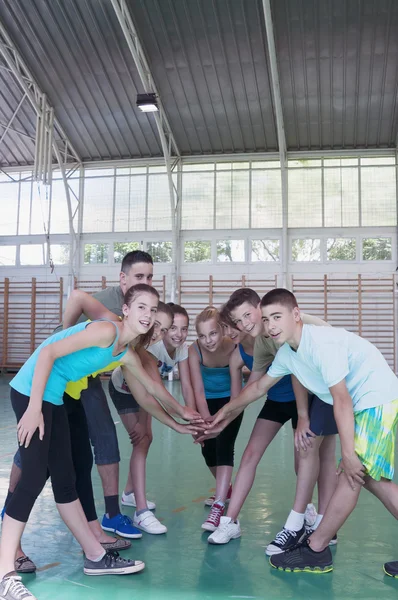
[1,285,202,597]
[188,307,244,534]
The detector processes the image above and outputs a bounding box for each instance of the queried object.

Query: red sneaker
[201,502,225,532]
[204,484,232,507]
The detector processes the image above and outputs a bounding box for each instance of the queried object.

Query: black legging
[201,397,243,468]
[6,390,96,523]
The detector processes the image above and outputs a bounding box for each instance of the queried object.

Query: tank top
[194,342,231,400]
[239,343,254,371]
[10,320,128,406]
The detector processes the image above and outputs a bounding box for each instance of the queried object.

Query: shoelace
[274,528,297,545]
[206,505,224,525]
[3,576,31,599]
[15,556,32,566]
[119,515,134,527]
[103,550,131,567]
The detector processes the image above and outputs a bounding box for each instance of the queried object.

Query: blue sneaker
[101,513,143,539]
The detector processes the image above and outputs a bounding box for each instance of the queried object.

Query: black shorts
[108,379,139,415]
[257,399,298,429]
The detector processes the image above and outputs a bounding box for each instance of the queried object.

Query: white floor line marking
[64,579,96,590]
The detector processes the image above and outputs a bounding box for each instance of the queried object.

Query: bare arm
[229,347,244,400]
[63,289,118,328]
[247,366,270,386]
[330,380,365,489]
[188,344,212,421]
[178,359,197,411]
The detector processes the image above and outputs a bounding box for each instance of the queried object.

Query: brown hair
[168,302,189,324]
[195,306,221,332]
[260,288,298,311]
[123,284,159,349]
[219,303,237,330]
[157,301,173,322]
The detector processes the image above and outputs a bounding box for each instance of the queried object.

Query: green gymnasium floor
[0,376,397,600]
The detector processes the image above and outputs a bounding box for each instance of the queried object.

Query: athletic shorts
[108,379,139,415]
[257,399,298,429]
[353,399,398,481]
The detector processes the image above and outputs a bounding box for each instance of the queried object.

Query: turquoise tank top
[10,320,127,406]
[239,343,254,370]
[194,342,231,400]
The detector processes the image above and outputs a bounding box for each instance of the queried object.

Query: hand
[181,406,203,423]
[294,416,315,451]
[128,423,146,446]
[174,422,203,436]
[194,419,230,444]
[17,409,44,448]
[207,405,230,429]
[337,453,366,489]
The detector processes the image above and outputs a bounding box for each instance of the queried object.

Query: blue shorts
[108,379,139,415]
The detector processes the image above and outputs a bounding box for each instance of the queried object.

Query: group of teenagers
[1,249,398,600]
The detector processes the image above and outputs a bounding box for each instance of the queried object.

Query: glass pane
[50,244,70,265]
[360,157,395,166]
[216,163,232,170]
[288,169,322,227]
[324,167,359,227]
[18,180,31,235]
[148,165,167,173]
[251,240,280,262]
[288,159,322,168]
[292,239,321,262]
[83,177,114,233]
[182,171,215,229]
[84,168,115,177]
[362,238,392,261]
[182,163,214,171]
[0,245,16,266]
[216,240,245,262]
[147,174,172,231]
[184,241,211,263]
[251,170,282,228]
[51,180,72,234]
[83,243,109,264]
[114,174,146,232]
[20,244,45,265]
[251,160,280,169]
[232,162,250,170]
[327,238,356,261]
[146,241,172,262]
[216,170,250,229]
[361,167,396,226]
[0,181,19,235]
[114,242,141,263]
[30,182,50,235]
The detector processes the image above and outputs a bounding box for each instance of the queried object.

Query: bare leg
[309,472,362,551]
[57,500,105,560]
[98,464,119,497]
[363,476,398,517]
[209,466,217,479]
[227,419,282,521]
[292,437,323,513]
[317,435,337,514]
[121,411,152,513]
[0,515,26,579]
[89,519,117,543]
[215,466,233,503]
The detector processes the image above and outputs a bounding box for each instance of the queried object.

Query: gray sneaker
[84,550,145,576]
[0,573,36,599]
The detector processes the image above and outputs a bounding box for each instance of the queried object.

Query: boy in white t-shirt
[209,288,398,576]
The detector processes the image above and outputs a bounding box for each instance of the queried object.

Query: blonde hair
[195,306,221,332]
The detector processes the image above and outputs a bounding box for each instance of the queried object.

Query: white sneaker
[0,574,37,599]
[122,492,156,511]
[304,503,317,528]
[133,510,167,534]
[207,516,241,544]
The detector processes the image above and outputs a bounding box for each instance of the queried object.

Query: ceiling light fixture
[136,92,159,112]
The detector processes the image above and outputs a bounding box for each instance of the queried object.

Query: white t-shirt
[268,325,398,412]
[148,340,189,377]
[111,366,130,395]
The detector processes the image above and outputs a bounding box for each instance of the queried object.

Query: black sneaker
[269,540,333,573]
[84,550,145,576]
[384,561,398,578]
[265,525,306,556]
[305,528,338,546]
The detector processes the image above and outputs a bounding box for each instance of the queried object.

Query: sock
[4,490,13,509]
[104,495,120,519]
[284,510,305,532]
[136,508,148,517]
[313,514,324,530]
[214,499,225,508]
[124,489,134,496]
[90,550,106,562]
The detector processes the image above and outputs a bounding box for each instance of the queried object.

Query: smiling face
[165,313,189,349]
[151,311,173,344]
[230,301,263,338]
[261,303,301,346]
[120,261,154,294]
[197,318,224,352]
[122,291,158,337]
[222,322,242,343]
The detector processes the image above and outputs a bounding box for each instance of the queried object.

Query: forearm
[224,374,277,415]
[63,290,86,328]
[134,391,180,431]
[181,385,197,410]
[145,378,184,418]
[333,394,356,457]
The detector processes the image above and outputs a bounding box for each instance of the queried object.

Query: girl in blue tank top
[188,307,244,533]
[1,285,202,596]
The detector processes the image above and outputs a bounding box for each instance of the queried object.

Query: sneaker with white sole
[304,503,317,528]
[101,513,142,539]
[265,525,306,556]
[0,573,36,599]
[133,510,167,534]
[122,492,156,511]
[201,502,225,532]
[204,484,232,507]
[207,516,241,544]
[84,550,145,576]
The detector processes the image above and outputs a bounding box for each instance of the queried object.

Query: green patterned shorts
[354,399,398,481]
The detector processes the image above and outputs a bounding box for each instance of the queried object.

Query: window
[0,182,19,235]
[327,238,356,261]
[114,242,141,263]
[251,240,280,262]
[147,174,172,231]
[83,177,114,233]
[292,239,321,262]
[114,174,146,232]
[20,244,45,265]
[215,170,250,229]
[324,168,359,227]
[251,170,282,228]
[49,244,70,265]
[216,240,245,262]
[288,169,322,227]
[362,238,392,261]
[146,242,172,263]
[84,243,109,264]
[184,241,211,263]
[361,167,396,226]
[0,245,16,266]
[182,171,215,229]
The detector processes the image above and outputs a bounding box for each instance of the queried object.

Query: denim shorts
[108,378,139,415]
